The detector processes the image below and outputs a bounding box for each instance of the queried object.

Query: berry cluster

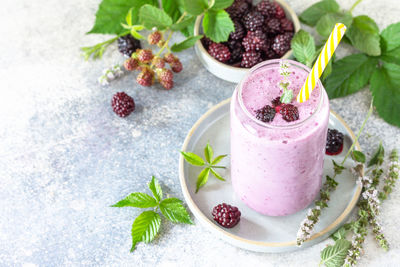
[203,0,295,68]
[255,95,299,123]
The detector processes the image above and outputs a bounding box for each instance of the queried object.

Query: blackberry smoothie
[230,60,330,216]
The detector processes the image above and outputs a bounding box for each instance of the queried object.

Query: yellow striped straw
[296,23,347,103]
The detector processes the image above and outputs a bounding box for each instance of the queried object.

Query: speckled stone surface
[0,0,399,266]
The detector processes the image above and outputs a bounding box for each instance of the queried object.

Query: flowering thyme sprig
[379,149,399,201]
[344,210,369,267]
[279,60,293,103]
[98,64,124,86]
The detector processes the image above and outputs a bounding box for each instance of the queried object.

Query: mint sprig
[181,143,227,193]
[111,176,193,252]
[278,61,293,104]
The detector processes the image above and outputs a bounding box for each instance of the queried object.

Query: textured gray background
[0,0,399,266]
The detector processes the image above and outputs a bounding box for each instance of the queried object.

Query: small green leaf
[159,198,194,224]
[111,192,157,208]
[211,154,227,165]
[320,239,351,267]
[203,9,234,43]
[183,0,209,15]
[347,15,381,56]
[210,168,225,181]
[280,89,294,104]
[148,176,163,202]
[380,22,400,52]
[211,0,234,10]
[139,4,173,30]
[126,8,133,26]
[131,28,144,39]
[162,0,183,22]
[130,211,161,252]
[196,167,210,193]
[290,30,316,67]
[171,35,203,52]
[352,150,366,163]
[370,62,400,127]
[381,46,400,65]
[331,227,347,241]
[181,151,205,166]
[324,54,378,99]
[170,16,196,31]
[368,142,385,167]
[332,160,345,175]
[299,0,340,26]
[204,143,213,163]
[316,11,352,38]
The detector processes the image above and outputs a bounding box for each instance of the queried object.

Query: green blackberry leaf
[299,0,339,26]
[171,16,196,31]
[204,143,213,163]
[203,10,234,43]
[88,0,158,34]
[290,30,316,67]
[162,0,183,22]
[381,46,400,65]
[347,15,381,56]
[181,151,205,166]
[320,239,351,267]
[131,211,161,252]
[380,22,400,52]
[368,142,385,167]
[159,198,194,224]
[352,150,366,163]
[171,35,203,52]
[139,4,173,30]
[211,0,234,10]
[183,0,209,15]
[370,63,400,127]
[324,54,377,99]
[316,11,352,38]
[111,192,157,208]
[148,176,163,202]
[196,167,210,193]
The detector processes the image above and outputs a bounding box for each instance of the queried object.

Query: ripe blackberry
[212,203,241,228]
[280,104,299,122]
[274,2,286,19]
[226,0,250,19]
[326,129,344,155]
[170,59,183,73]
[164,53,176,63]
[111,92,135,117]
[241,51,262,68]
[148,31,162,45]
[152,57,165,69]
[243,11,265,31]
[117,35,141,57]
[280,18,294,32]
[256,0,276,18]
[228,42,243,64]
[230,20,245,40]
[242,30,268,52]
[263,48,279,60]
[208,43,231,63]
[266,18,282,34]
[136,68,154,87]
[123,58,139,71]
[137,49,153,63]
[271,32,292,56]
[255,105,276,122]
[271,96,282,107]
[201,37,213,50]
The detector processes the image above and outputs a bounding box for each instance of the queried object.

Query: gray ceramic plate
[179,98,362,253]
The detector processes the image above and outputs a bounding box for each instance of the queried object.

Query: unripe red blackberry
[274,2,286,19]
[148,31,163,45]
[137,49,154,63]
[160,79,173,90]
[123,58,139,71]
[208,43,231,63]
[136,68,154,87]
[111,92,135,117]
[156,68,173,83]
[152,57,165,69]
[212,203,241,228]
[164,53,176,63]
[170,59,183,73]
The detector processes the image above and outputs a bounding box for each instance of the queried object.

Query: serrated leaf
[171,35,203,52]
[196,168,210,193]
[211,0,234,10]
[211,154,227,165]
[160,198,194,224]
[352,150,366,163]
[380,22,400,52]
[183,0,209,15]
[299,0,339,26]
[331,227,347,241]
[290,30,316,67]
[381,46,400,65]
[180,18,196,37]
[368,142,385,167]
[316,11,352,38]
[204,143,213,163]
[203,10,234,42]
[181,151,205,166]
[130,211,161,252]
[162,0,183,22]
[170,16,196,31]
[324,54,377,99]
[139,4,172,30]
[370,63,400,127]
[320,239,351,267]
[347,15,381,56]
[111,192,157,208]
[87,0,158,34]
[149,176,162,202]
[210,168,225,181]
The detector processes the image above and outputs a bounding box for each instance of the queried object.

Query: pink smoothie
[230,60,330,216]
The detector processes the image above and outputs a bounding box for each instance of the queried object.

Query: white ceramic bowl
[194,0,301,83]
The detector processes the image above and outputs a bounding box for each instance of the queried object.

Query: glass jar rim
[237,59,324,129]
